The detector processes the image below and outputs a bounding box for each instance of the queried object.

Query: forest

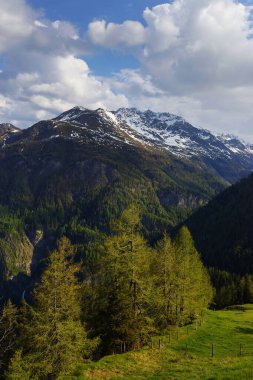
[0,207,213,379]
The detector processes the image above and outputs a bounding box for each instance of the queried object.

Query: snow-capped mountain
[52,106,253,162]
[1,106,253,183]
[114,108,253,160]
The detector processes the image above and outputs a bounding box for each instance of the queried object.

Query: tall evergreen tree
[15,237,96,379]
[150,233,176,328]
[88,207,153,355]
[151,228,213,327]
[174,227,213,324]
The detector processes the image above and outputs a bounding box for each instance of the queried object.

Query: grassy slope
[64,305,253,380]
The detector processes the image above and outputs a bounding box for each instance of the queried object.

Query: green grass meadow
[64,305,253,380]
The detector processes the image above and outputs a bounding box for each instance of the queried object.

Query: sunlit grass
[62,305,253,380]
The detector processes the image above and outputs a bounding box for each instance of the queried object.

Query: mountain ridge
[2,106,252,184]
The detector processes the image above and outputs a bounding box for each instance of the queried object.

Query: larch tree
[0,301,18,375]
[14,237,96,379]
[174,227,213,324]
[88,206,154,355]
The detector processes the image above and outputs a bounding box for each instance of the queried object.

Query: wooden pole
[240,344,242,356]
[158,339,161,349]
[211,344,214,358]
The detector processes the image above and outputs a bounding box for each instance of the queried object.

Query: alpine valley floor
[65,305,253,380]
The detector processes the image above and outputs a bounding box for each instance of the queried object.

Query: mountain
[3,107,252,183]
[0,106,252,287]
[0,123,20,144]
[186,172,253,275]
[114,108,253,183]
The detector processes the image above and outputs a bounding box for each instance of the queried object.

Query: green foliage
[0,301,18,375]
[86,209,154,355]
[16,237,97,379]
[150,228,213,327]
[186,173,253,276]
[210,268,253,308]
[84,208,212,355]
[5,350,32,380]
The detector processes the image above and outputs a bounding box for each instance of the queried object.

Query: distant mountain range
[2,107,253,183]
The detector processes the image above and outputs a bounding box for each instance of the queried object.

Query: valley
[1,107,253,379]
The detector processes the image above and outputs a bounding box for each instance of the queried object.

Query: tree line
[210,268,253,308]
[0,207,213,379]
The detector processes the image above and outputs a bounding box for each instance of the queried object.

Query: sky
[0,0,253,141]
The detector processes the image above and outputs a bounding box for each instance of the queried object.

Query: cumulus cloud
[0,0,36,53]
[1,0,253,141]
[89,0,253,141]
[0,0,128,127]
[88,20,146,48]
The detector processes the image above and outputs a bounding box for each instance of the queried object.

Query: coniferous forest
[0,206,213,379]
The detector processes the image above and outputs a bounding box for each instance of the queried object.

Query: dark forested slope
[186,173,253,275]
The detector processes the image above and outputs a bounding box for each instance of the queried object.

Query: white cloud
[89,0,253,141]
[0,0,128,127]
[0,0,36,53]
[1,0,253,142]
[88,20,146,48]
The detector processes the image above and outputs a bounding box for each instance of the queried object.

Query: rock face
[0,222,34,280]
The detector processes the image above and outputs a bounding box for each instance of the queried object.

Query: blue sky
[28,0,168,76]
[1,0,253,141]
[28,0,167,25]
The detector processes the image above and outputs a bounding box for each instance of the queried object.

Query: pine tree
[19,237,96,379]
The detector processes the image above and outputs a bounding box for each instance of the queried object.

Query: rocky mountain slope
[114,108,253,182]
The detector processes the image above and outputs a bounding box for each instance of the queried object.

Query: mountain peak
[0,123,20,141]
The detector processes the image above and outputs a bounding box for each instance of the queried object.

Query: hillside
[65,305,253,380]
[0,107,230,283]
[0,106,253,290]
[186,173,253,275]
